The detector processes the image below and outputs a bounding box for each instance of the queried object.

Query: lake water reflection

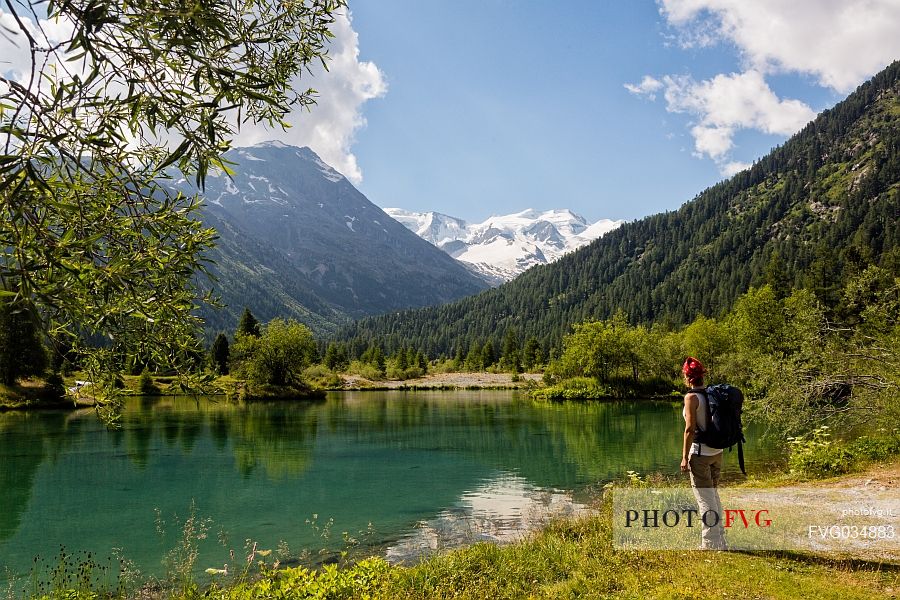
[0,391,770,578]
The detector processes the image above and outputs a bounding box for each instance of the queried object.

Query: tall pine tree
[236,307,261,338]
[210,333,230,375]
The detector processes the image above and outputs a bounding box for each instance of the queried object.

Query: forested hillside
[340,61,900,356]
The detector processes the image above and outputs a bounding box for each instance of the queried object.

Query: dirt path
[723,462,900,561]
[341,372,543,390]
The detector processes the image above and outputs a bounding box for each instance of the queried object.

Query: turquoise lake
[0,391,774,581]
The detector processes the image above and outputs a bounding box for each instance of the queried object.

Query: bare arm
[681,393,698,472]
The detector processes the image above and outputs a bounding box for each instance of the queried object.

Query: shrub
[346,360,384,381]
[138,369,161,395]
[216,558,391,599]
[531,377,611,401]
[44,372,66,400]
[302,364,343,389]
[386,365,424,381]
[429,358,459,374]
[245,319,316,387]
[847,430,900,460]
[788,426,900,478]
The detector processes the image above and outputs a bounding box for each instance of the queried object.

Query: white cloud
[626,1,896,174]
[1,10,74,82]
[659,0,900,92]
[624,75,663,99]
[664,71,816,136]
[721,160,751,177]
[233,10,387,183]
[689,124,734,159]
[660,70,816,170]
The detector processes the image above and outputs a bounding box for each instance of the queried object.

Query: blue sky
[249,0,900,223]
[2,1,897,223]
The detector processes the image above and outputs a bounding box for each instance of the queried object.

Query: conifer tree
[453,345,465,368]
[501,328,521,373]
[324,343,348,371]
[237,308,261,338]
[482,340,496,368]
[372,347,386,375]
[465,340,483,371]
[523,336,542,371]
[764,251,791,299]
[396,348,408,370]
[211,333,230,375]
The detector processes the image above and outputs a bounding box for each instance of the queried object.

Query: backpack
[695,384,747,474]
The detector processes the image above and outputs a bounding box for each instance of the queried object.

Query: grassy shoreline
[1,372,684,412]
[0,372,545,411]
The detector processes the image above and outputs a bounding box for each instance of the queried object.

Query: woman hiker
[680,356,727,550]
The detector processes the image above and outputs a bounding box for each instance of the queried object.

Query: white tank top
[683,388,723,456]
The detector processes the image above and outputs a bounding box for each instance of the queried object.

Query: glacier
[383,207,622,284]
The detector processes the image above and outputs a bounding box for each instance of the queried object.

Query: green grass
[238,383,326,402]
[375,512,896,600]
[0,381,25,406]
[24,509,898,600]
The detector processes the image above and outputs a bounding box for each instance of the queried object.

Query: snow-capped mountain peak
[387,209,469,247]
[383,207,623,285]
[256,140,290,148]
